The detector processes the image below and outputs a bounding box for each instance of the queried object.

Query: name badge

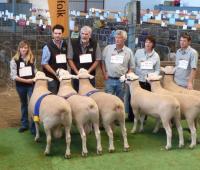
[20,62,25,68]
[56,54,66,64]
[178,60,188,69]
[140,61,153,69]
[79,54,92,63]
[19,66,32,77]
[110,55,124,64]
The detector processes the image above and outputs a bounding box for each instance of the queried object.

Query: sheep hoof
[44,150,50,156]
[152,129,159,134]
[123,147,129,152]
[130,129,136,134]
[82,152,88,157]
[34,137,40,142]
[189,144,196,149]
[165,145,171,150]
[109,148,115,153]
[139,129,144,133]
[97,150,102,155]
[178,143,184,148]
[65,154,71,159]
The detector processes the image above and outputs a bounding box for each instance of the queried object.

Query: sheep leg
[186,119,196,149]
[64,126,71,159]
[77,125,88,157]
[131,111,139,133]
[119,119,129,152]
[161,119,172,150]
[139,114,145,132]
[34,122,40,142]
[173,117,184,148]
[93,123,102,155]
[104,123,115,152]
[153,118,161,133]
[195,118,198,129]
[44,127,51,155]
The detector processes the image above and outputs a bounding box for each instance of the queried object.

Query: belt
[108,76,120,80]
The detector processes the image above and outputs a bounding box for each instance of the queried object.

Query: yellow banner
[48,0,69,38]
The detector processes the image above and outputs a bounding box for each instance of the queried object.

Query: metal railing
[1,17,200,86]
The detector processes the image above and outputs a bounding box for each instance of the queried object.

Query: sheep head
[146,73,162,82]
[76,68,94,79]
[33,71,53,82]
[120,75,126,82]
[126,72,139,81]
[161,66,175,75]
[120,72,139,82]
[56,68,75,81]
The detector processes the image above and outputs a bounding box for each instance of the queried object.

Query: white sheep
[162,66,200,96]
[147,73,200,148]
[162,66,200,148]
[28,71,72,158]
[121,72,184,149]
[75,68,129,152]
[56,69,102,156]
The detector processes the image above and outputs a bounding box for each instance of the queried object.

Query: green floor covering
[0,119,200,170]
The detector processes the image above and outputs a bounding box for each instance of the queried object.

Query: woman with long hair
[10,40,36,134]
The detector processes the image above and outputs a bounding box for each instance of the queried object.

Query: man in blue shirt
[41,24,68,94]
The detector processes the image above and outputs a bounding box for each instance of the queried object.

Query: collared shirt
[67,39,101,60]
[10,57,37,80]
[174,46,198,87]
[41,40,64,65]
[135,48,160,82]
[102,44,134,77]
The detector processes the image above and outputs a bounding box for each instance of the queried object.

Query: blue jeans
[16,85,35,132]
[105,78,124,101]
[124,84,134,121]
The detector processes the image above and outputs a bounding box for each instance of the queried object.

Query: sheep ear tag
[120,75,126,82]
[89,75,94,79]
[71,75,78,79]
[47,77,53,82]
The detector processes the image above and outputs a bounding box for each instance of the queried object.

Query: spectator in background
[10,40,36,134]
[174,0,180,6]
[174,33,198,89]
[102,30,135,121]
[67,25,101,91]
[41,24,68,94]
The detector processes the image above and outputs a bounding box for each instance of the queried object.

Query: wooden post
[48,0,69,38]
[84,0,88,13]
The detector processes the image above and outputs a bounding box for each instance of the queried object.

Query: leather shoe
[18,127,28,133]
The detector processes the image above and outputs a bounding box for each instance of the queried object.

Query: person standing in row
[41,24,68,94]
[10,40,36,134]
[67,25,102,91]
[101,30,135,121]
[135,35,160,91]
[174,33,198,89]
